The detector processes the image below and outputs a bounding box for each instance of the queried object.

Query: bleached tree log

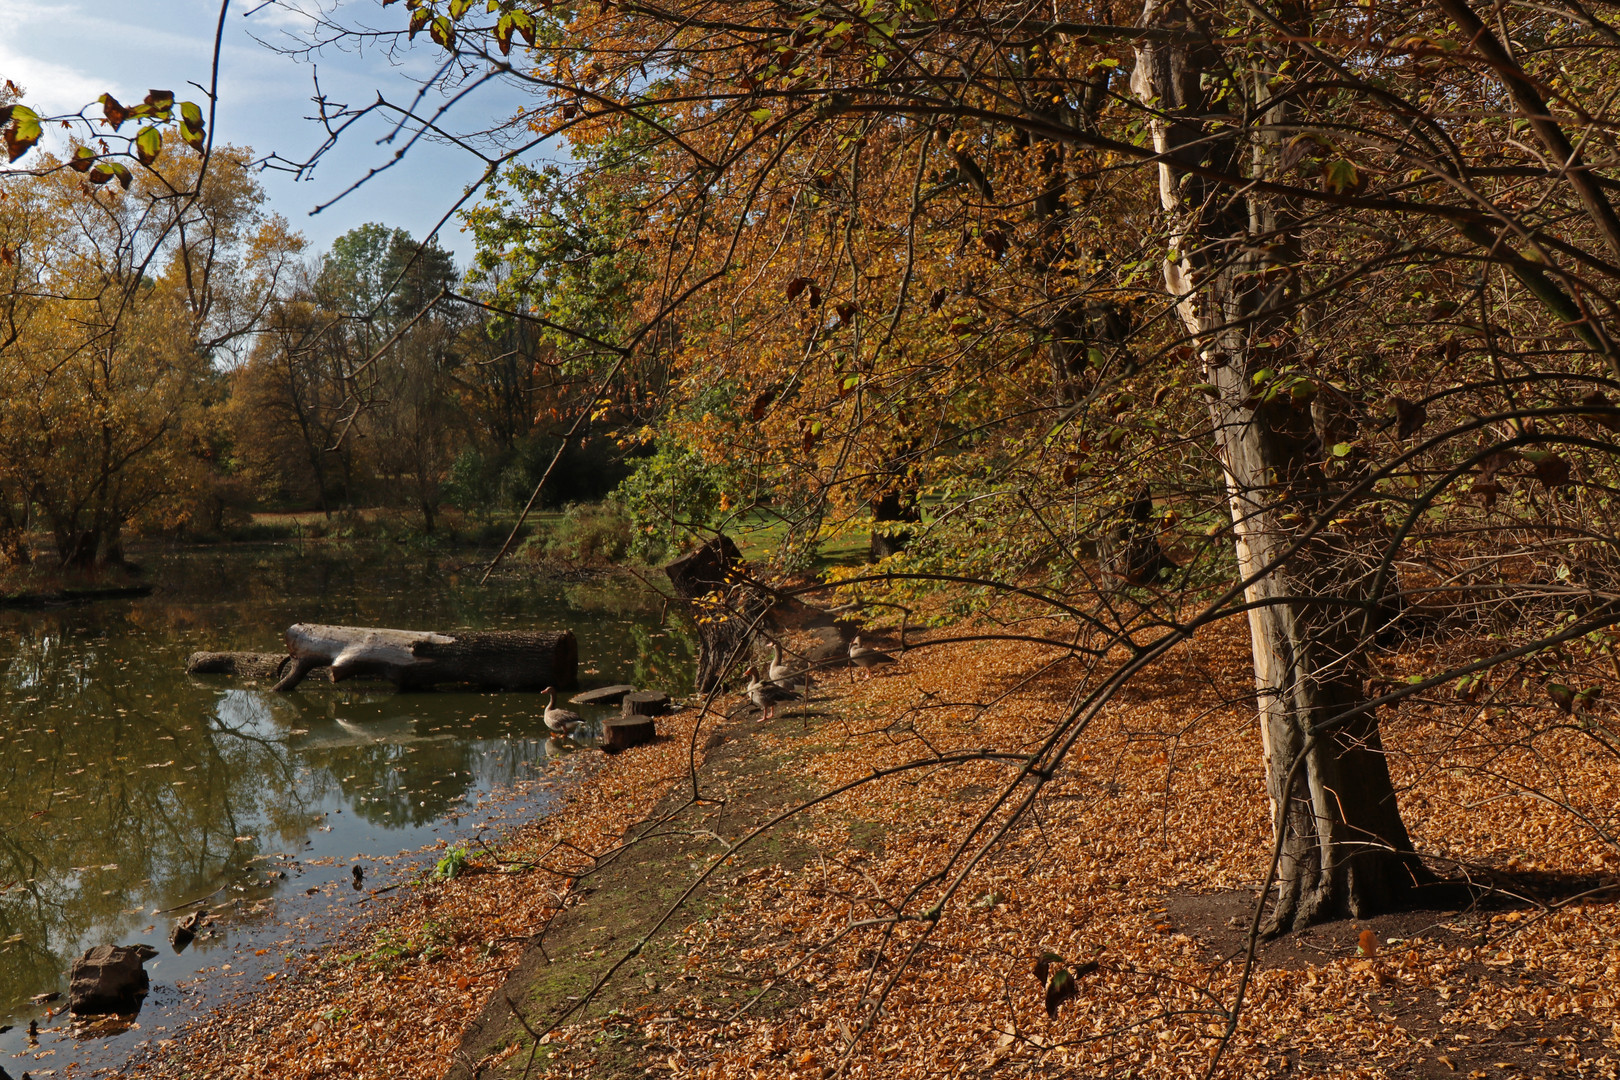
[272,623,577,692]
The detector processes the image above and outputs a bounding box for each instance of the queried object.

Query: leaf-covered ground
[131,618,1620,1079]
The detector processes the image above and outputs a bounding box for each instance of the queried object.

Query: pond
[0,543,692,1073]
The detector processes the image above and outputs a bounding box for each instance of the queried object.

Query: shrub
[546,503,633,564]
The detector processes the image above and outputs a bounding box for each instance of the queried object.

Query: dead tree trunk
[1098,485,1178,590]
[665,535,769,694]
[272,624,577,692]
[1133,3,1427,932]
[868,489,921,561]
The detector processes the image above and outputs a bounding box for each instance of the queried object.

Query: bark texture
[273,624,577,692]
[1098,485,1179,589]
[1132,1,1426,931]
[665,535,769,694]
[186,651,293,680]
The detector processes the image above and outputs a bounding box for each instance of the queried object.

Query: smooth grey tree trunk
[1132,1,1427,931]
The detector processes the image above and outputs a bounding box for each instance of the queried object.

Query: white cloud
[0,43,106,117]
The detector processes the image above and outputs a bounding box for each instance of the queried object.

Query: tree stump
[665,535,769,693]
[1098,485,1178,590]
[621,690,670,717]
[602,715,656,751]
[570,684,636,706]
[273,624,577,692]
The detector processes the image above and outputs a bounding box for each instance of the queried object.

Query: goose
[540,686,585,736]
[767,642,814,695]
[743,666,799,721]
[847,635,895,680]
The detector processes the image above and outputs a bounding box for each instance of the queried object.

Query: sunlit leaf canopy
[334,0,1620,605]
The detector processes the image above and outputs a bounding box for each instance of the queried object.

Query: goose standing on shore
[540,686,585,737]
[847,636,895,680]
[767,642,814,695]
[743,666,798,721]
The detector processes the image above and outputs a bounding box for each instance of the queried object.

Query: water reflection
[0,545,692,1066]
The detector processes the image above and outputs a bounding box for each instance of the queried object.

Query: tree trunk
[664,534,768,693]
[1098,485,1178,590]
[0,512,27,567]
[1133,3,1427,931]
[272,624,577,692]
[868,489,920,561]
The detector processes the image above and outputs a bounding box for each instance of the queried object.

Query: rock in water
[69,943,159,1015]
[170,909,207,953]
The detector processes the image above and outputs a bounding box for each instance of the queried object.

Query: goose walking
[743,666,798,721]
[540,686,585,736]
[848,635,895,680]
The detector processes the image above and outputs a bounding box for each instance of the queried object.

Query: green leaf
[511,10,536,45]
[449,0,472,18]
[1323,158,1359,194]
[68,145,98,173]
[180,116,207,153]
[3,105,42,162]
[1251,368,1275,385]
[134,125,162,167]
[1331,442,1353,458]
[409,7,431,38]
[434,845,469,880]
[88,160,133,190]
[129,89,173,122]
[430,15,455,48]
[495,12,515,54]
[748,107,772,122]
[179,100,205,133]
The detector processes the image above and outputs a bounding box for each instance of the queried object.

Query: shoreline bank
[131,621,1620,1079]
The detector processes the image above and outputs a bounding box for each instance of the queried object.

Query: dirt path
[449,702,845,1079]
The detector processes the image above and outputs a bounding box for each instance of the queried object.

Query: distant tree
[0,145,300,565]
[235,223,465,528]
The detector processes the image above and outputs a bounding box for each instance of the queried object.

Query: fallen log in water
[186,651,293,681]
[273,624,578,692]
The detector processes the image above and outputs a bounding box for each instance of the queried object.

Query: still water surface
[0,543,690,1071]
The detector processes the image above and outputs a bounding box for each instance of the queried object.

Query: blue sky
[4,0,541,267]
